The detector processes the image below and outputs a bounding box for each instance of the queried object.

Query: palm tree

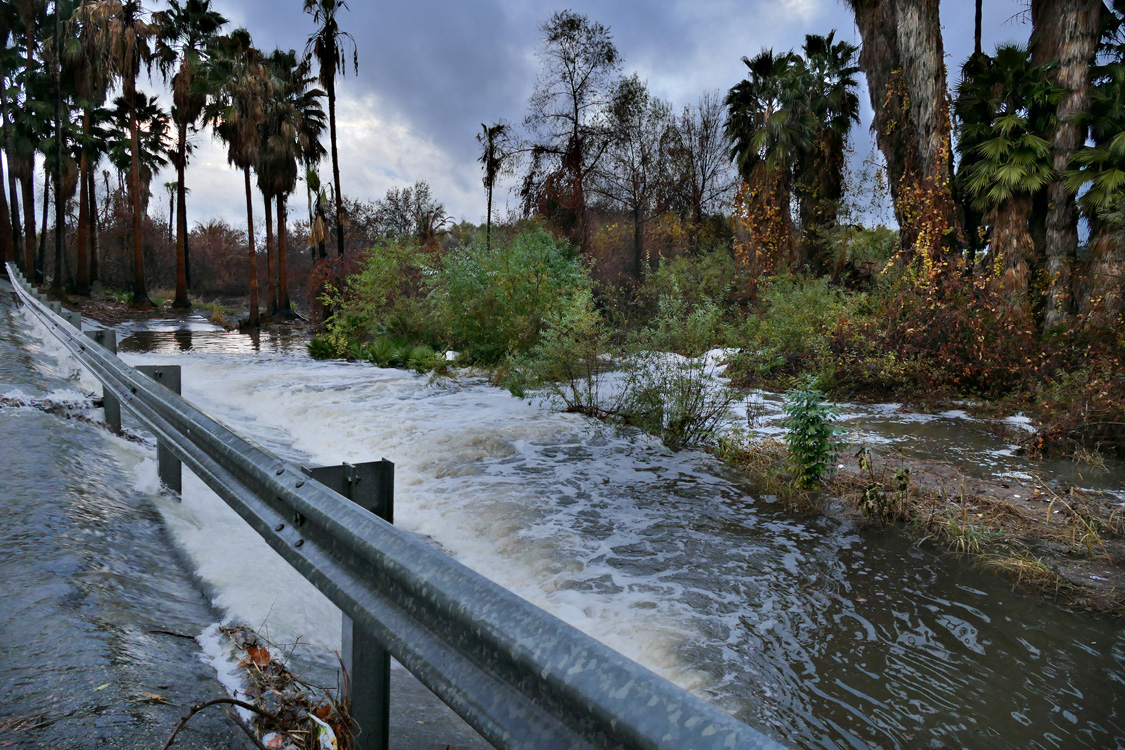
[94,0,157,306]
[13,0,45,281]
[258,48,325,317]
[957,45,1060,314]
[154,0,226,308]
[1029,0,1105,327]
[64,0,115,294]
[0,10,19,265]
[107,91,171,205]
[477,121,510,253]
[725,49,816,271]
[1066,19,1125,326]
[205,28,270,327]
[302,0,355,258]
[796,31,860,272]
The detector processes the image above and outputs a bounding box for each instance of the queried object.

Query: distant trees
[522,10,621,255]
[154,0,227,308]
[724,35,860,275]
[302,0,356,258]
[374,180,448,243]
[589,74,672,277]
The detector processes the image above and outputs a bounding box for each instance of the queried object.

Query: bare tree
[589,74,671,278]
[522,9,621,254]
[667,89,737,241]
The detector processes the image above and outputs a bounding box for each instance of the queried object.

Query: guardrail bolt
[136,364,183,494]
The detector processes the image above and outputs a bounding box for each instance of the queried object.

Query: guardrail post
[136,365,183,494]
[307,460,393,750]
[84,330,120,433]
[63,310,82,330]
[47,300,61,314]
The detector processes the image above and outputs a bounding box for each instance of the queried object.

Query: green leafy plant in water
[782,379,842,488]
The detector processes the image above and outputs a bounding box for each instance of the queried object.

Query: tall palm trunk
[277,195,292,317]
[485,181,493,253]
[0,147,13,265]
[38,167,48,279]
[9,167,21,256]
[51,3,62,294]
[848,0,961,266]
[128,84,150,305]
[1031,0,1103,328]
[172,118,190,308]
[243,166,259,327]
[990,195,1035,315]
[1080,222,1125,326]
[326,74,344,256]
[263,189,276,314]
[88,166,99,284]
[21,174,36,279]
[75,113,90,293]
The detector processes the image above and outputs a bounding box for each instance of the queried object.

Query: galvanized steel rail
[6,263,788,750]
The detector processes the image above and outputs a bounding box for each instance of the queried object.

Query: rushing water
[9,306,1125,749]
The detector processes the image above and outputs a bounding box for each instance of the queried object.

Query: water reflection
[118,319,307,356]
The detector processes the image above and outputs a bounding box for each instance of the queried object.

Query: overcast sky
[144,0,1034,234]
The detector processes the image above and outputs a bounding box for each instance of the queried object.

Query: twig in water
[162,698,276,750]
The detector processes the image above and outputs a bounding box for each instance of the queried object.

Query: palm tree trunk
[263,189,276,315]
[277,194,292,317]
[486,182,493,253]
[88,166,99,284]
[974,0,983,57]
[128,84,150,306]
[244,166,259,328]
[172,120,190,308]
[848,0,962,265]
[9,168,21,258]
[990,196,1035,316]
[0,147,13,265]
[76,113,90,293]
[38,167,49,281]
[21,174,36,280]
[51,3,62,294]
[327,75,345,257]
[1079,222,1125,327]
[1031,0,1103,329]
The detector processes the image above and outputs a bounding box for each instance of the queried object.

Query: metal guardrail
[6,262,788,750]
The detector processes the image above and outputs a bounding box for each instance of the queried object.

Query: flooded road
[104,320,1125,750]
[0,291,252,748]
[3,284,1123,749]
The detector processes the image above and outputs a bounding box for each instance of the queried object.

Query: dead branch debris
[164,625,353,750]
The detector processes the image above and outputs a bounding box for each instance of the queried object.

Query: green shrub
[344,238,432,339]
[634,247,737,317]
[782,381,842,488]
[731,274,871,381]
[308,334,345,360]
[431,225,592,363]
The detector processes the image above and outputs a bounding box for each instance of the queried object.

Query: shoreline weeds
[714,435,1125,618]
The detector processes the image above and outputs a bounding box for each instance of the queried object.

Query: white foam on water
[120,350,711,688]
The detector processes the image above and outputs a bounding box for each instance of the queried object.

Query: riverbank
[57,288,1125,619]
[716,433,1125,617]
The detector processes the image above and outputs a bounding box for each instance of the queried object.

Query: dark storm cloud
[165,0,1033,224]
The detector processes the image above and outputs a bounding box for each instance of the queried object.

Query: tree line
[0,0,355,327]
